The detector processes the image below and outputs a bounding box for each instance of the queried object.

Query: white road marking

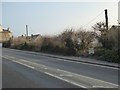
[12,60,35,69]
[20,59,29,62]
[20,59,46,67]
[4,55,15,59]
[44,68,48,69]
[57,68,118,87]
[57,69,71,74]
[44,72,87,88]
[60,74,73,77]
[92,85,112,88]
[2,56,10,60]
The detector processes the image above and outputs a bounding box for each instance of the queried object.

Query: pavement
[2,48,119,89]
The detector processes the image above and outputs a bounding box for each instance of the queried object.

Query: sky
[1,1,119,36]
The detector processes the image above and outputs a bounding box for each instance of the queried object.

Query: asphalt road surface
[2,48,119,89]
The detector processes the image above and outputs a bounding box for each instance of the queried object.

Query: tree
[60,29,76,55]
[76,30,96,50]
[107,25,120,50]
[92,22,107,35]
[92,22,110,49]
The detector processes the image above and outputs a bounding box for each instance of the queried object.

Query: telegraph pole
[105,9,108,31]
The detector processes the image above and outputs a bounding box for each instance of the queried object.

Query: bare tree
[76,30,96,50]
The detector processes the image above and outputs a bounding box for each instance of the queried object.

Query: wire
[82,11,104,28]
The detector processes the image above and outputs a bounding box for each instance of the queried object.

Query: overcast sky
[1,1,119,36]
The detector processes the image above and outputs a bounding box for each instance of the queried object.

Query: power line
[82,11,104,28]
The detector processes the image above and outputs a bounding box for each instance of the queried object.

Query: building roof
[31,34,41,41]
[110,25,120,29]
[2,29,11,33]
[0,26,12,33]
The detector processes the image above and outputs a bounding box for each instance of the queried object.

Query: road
[2,48,119,89]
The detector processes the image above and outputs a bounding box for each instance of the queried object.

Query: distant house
[30,34,42,43]
[30,34,43,51]
[0,25,12,43]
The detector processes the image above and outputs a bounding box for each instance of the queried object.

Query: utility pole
[26,25,28,37]
[105,9,108,31]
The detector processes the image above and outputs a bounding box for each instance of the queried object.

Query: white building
[0,25,12,43]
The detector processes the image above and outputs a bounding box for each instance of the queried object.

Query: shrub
[20,42,35,51]
[2,40,11,48]
[65,38,76,56]
[94,48,119,63]
[103,49,119,63]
